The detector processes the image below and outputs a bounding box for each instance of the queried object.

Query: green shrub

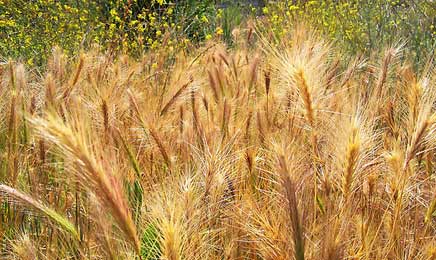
[0,0,98,66]
[265,0,436,64]
[1,0,434,66]
[0,0,218,66]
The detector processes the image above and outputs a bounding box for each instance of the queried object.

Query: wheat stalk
[31,113,141,255]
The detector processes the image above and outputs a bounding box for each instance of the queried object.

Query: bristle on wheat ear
[30,113,141,255]
[278,155,305,260]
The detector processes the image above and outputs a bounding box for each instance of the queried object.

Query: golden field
[1,26,436,259]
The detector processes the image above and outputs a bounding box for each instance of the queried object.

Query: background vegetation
[267,0,436,64]
[1,0,435,66]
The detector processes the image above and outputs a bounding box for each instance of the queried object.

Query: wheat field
[1,27,436,259]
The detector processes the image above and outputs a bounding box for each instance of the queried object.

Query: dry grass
[0,26,436,259]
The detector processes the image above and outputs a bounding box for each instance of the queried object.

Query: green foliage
[265,0,436,63]
[94,0,217,54]
[1,0,434,66]
[0,0,98,66]
[141,224,161,259]
[0,0,218,65]
[219,4,255,45]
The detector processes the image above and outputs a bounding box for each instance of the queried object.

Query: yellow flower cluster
[263,0,435,60]
[0,0,94,65]
[0,0,219,65]
[1,0,434,66]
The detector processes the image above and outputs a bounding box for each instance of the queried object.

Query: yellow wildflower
[216,27,223,35]
[201,15,209,23]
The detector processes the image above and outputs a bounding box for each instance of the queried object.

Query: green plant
[265,0,436,64]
